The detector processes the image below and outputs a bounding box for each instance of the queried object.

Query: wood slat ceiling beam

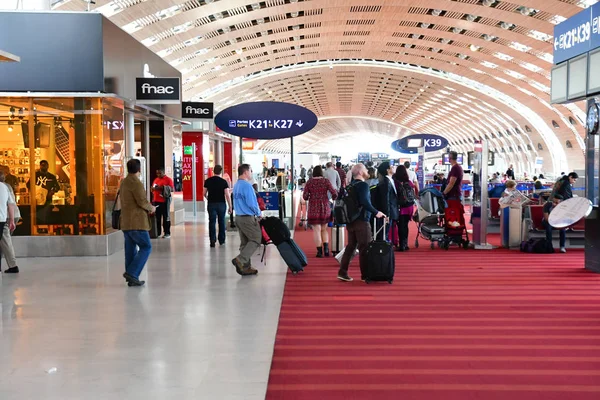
[52,0,595,172]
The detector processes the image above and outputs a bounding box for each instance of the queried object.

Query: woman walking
[393,165,416,251]
[302,166,337,257]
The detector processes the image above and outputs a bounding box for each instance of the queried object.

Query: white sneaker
[163,235,171,239]
[560,247,566,253]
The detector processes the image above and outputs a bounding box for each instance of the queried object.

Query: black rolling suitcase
[148,214,158,239]
[277,240,307,274]
[260,217,307,274]
[364,221,395,284]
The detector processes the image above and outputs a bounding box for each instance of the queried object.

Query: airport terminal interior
[2,0,600,399]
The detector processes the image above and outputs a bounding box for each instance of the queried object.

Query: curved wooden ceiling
[53,0,596,172]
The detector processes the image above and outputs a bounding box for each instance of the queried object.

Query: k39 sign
[214,101,318,139]
[391,134,449,154]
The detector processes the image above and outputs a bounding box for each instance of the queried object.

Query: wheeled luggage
[363,222,395,284]
[331,224,345,255]
[277,240,307,274]
[260,216,291,246]
[149,214,158,239]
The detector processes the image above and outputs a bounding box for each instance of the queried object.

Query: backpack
[520,238,554,254]
[334,184,362,225]
[260,217,291,246]
[397,182,416,207]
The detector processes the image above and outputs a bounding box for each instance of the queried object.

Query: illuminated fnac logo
[182,102,214,119]
[135,77,180,104]
[141,83,174,94]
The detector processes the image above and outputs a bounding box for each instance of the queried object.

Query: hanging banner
[214,101,318,139]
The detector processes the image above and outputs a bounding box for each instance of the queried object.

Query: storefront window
[102,98,125,231]
[0,96,106,236]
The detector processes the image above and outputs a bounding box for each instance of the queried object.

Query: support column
[144,120,151,200]
[125,111,135,158]
[239,137,243,165]
[290,137,295,226]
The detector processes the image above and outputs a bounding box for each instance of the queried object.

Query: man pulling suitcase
[337,164,387,282]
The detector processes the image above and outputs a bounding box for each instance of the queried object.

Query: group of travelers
[116,152,580,287]
[302,158,432,282]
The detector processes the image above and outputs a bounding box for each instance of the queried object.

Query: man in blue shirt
[338,163,386,282]
[232,164,261,276]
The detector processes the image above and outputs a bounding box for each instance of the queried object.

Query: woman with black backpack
[393,165,417,252]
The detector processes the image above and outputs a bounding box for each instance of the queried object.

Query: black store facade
[0,11,184,256]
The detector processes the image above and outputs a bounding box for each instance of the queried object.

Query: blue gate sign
[357,152,370,163]
[553,7,593,64]
[391,134,448,154]
[259,191,279,211]
[214,101,318,139]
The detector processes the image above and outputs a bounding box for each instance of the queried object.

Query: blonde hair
[505,180,517,189]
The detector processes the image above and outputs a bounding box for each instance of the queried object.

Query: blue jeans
[208,202,227,244]
[543,220,566,248]
[123,230,152,279]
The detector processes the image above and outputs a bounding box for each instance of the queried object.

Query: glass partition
[0,96,112,235]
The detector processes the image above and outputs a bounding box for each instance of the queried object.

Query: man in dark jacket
[372,162,398,241]
[338,164,386,282]
[553,172,578,201]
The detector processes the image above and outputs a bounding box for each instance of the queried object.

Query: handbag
[111,191,121,230]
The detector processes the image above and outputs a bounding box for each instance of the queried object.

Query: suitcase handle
[373,219,388,241]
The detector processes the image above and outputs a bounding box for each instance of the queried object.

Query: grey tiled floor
[0,217,287,400]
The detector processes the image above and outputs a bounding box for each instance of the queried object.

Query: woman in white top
[0,170,17,273]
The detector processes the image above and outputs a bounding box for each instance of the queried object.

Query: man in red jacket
[152,168,174,239]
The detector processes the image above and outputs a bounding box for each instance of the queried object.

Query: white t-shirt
[0,183,16,223]
[407,169,417,184]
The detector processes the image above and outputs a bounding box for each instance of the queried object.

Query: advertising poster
[182,133,204,201]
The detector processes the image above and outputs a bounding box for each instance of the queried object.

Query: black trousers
[153,201,171,236]
[397,214,411,248]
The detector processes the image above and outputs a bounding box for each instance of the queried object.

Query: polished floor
[0,217,288,400]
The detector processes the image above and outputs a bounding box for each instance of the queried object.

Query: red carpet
[266,219,600,399]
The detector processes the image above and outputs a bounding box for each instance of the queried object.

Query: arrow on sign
[296,120,303,127]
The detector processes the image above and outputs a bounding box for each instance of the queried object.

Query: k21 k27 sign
[214,101,318,139]
[391,134,449,154]
[136,77,181,104]
[553,2,600,64]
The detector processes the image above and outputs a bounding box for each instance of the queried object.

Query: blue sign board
[391,134,449,154]
[259,192,279,211]
[214,101,318,139]
[553,2,600,64]
[357,152,370,163]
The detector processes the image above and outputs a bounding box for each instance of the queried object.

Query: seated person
[502,180,517,197]
[489,173,501,184]
[543,194,566,253]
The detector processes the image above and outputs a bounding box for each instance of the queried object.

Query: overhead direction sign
[391,134,449,154]
[553,2,600,64]
[214,101,318,139]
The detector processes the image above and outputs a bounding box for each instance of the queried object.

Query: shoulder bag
[111,191,121,230]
